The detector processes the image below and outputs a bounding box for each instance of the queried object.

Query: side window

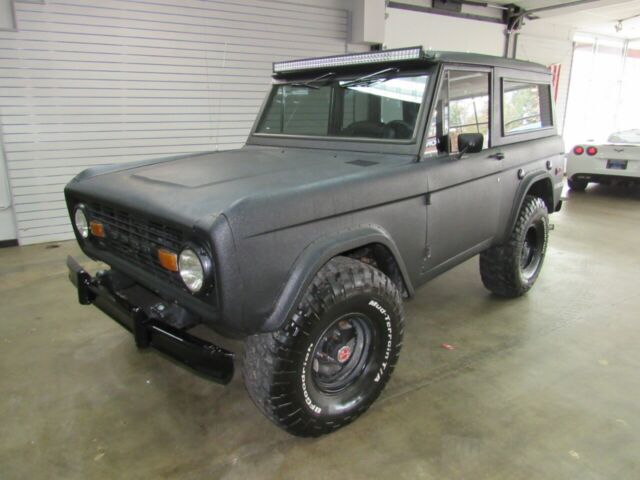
[425,70,491,156]
[502,80,553,134]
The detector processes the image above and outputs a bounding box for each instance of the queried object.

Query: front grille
[87,202,185,287]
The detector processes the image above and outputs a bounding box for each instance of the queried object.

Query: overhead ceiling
[498,0,640,38]
[390,0,640,39]
[533,0,640,38]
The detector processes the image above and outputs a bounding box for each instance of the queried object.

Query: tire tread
[480,195,548,298]
[242,256,403,437]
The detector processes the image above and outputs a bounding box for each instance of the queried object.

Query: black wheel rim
[311,314,374,394]
[520,222,544,279]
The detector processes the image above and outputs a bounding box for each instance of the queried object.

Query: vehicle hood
[66,145,419,236]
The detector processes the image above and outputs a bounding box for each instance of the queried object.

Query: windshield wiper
[290,72,336,89]
[341,67,399,88]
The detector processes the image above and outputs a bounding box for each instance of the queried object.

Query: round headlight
[179,248,205,293]
[74,206,89,239]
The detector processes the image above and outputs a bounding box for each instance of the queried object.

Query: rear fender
[502,171,553,242]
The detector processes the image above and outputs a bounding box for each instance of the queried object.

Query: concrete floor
[1,184,640,480]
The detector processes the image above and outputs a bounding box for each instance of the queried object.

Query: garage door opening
[564,34,640,150]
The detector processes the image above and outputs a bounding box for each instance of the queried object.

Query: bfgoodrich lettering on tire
[242,256,404,437]
[479,195,549,298]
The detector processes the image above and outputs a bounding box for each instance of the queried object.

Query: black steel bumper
[67,256,234,384]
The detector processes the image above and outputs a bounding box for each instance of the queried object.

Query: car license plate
[606,160,627,170]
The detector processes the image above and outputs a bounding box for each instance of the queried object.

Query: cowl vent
[347,159,379,167]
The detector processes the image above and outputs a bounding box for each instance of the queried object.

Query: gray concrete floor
[1,184,640,480]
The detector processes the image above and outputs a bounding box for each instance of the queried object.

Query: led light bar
[273,46,425,74]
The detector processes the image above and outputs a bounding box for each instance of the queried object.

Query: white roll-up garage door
[0,0,352,245]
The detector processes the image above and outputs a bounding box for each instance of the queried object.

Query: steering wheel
[340,121,386,138]
[382,120,413,139]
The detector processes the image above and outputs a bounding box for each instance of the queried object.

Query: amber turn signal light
[157,248,179,272]
[89,221,105,238]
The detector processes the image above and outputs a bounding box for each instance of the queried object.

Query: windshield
[255,72,431,140]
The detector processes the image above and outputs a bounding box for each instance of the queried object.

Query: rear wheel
[568,178,588,191]
[480,195,549,298]
[242,256,404,437]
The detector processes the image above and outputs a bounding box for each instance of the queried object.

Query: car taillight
[573,146,584,155]
[586,146,598,156]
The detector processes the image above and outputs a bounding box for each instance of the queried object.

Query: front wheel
[480,195,549,298]
[242,256,404,437]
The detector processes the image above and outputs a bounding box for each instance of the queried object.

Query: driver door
[422,67,503,277]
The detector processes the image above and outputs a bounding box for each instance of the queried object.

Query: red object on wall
[549,63,561,102]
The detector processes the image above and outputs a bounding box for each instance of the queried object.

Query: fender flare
[503,170,553,241]
[260,225,414,332]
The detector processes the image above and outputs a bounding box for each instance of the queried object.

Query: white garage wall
[515,23,574,136]
[385,7,504,56]
[0,0,351,245]
[0,138,18,242]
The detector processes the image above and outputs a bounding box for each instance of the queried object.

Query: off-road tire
[242,256,404,437]
[480,195,549,298]
[568,178,588,191]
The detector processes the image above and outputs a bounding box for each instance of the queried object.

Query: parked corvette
[566,129,640,190]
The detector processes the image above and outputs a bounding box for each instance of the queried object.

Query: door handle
[488,152,505,160]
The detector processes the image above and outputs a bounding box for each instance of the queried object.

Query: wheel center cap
[337,345,352,363]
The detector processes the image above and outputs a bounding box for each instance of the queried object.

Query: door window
[425,70,491,155]
[502,80,553,134]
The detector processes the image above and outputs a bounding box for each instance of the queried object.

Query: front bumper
[67,256,234,384]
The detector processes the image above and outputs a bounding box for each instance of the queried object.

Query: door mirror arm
[455,145,469,160]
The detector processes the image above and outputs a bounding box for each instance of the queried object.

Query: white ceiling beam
[351,0,386,45]
[524,0,640,18]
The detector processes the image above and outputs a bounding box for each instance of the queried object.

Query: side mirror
[457,133,484,155]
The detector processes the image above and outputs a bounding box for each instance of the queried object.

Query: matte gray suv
[65,47,564,437]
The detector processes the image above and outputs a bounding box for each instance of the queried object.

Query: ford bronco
[65,47,564,437]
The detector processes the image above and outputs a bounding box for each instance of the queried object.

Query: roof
[272,47,550,78]
[427,51,550,74]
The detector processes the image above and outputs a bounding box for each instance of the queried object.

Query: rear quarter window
[502,80,553,135]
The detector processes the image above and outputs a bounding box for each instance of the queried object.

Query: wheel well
[341,243,409,298]
[527,177,554,212]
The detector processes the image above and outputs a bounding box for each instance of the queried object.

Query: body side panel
[496,136,564,243]
[228,183,430,333]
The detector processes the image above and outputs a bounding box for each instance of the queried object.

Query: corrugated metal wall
[0,0,351,245]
